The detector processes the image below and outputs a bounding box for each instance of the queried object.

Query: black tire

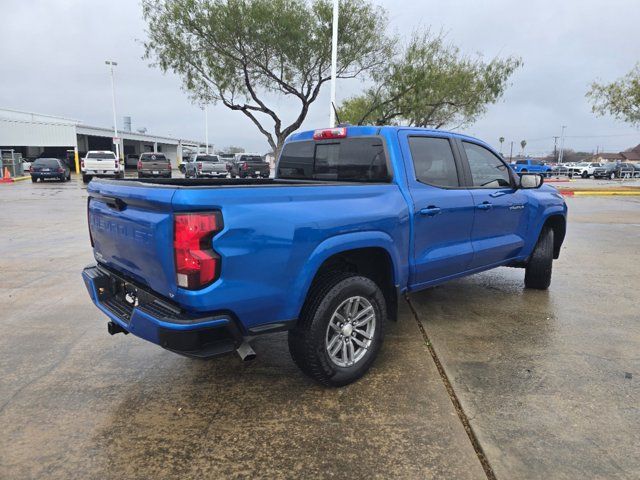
[521,169,528,173]
[82,174,91,184]
[66,173,71,181]
[581,171,588,179]
[230,174,236,179]
[525,226,554,290]
[31,176,37,183]
[288,272,387,387]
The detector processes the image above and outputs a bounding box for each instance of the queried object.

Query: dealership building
[0,107,207,172]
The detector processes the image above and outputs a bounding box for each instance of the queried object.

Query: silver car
[184,154,228,178]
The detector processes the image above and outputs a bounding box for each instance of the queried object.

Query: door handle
[419,206,441,216]
[476,202,493,210]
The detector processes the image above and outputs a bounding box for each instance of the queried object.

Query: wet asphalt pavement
[0,176,638,479]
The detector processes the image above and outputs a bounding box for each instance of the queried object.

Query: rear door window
[408,136,460,187]
[278,137,389,182]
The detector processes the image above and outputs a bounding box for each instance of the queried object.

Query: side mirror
[519,173,544,189]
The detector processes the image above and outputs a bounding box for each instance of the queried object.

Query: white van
[82,150,123,183]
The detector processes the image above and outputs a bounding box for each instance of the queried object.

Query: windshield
[86,152,115,159]
[33,158,59,167]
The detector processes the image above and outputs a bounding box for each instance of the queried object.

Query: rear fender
[288,231,404,321]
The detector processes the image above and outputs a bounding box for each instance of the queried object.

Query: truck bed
[101,178,384,188]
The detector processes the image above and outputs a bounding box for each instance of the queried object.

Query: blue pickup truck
[83,126,567,386]
[511,158,554,176]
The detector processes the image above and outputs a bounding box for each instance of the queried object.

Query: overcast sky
[1,0,639,155]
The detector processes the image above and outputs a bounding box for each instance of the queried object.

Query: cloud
[1,0,638,154]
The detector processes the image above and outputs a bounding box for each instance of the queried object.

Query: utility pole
[328,0,339,127]
[509,141,514,163]
[558,125,567,164]
[552,136,559,161]
[105,60,120,161]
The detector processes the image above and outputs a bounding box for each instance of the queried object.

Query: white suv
[82,150,123,183]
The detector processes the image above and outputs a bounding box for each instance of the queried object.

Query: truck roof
[287,125,494,150]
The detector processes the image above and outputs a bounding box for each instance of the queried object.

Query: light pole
[105,60,120,161]
[328,0,339,127]
[558,125,567,164]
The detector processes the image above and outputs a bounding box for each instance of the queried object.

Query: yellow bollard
[74,147,80,175]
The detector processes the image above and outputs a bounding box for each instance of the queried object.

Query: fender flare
[287,231,404,320]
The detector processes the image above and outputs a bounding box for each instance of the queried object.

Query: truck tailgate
[88,181,177,298]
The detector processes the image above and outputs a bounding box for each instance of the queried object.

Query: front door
[398,131,476,288]
[458,140,529,268]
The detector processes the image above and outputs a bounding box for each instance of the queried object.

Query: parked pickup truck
[82,126,567,386]
[511,159,553,176]
[227,153,270,178]
[82,150,123,183]
[137,152,172,179]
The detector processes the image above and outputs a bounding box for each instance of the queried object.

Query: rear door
[398,131,475,288]
[457,140,529,267]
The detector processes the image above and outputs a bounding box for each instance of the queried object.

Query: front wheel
[288,273,386,387]
[581,171,588,179]
[525,226,554,290]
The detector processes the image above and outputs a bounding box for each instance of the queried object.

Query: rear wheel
[288,272,386,387]
[525,226,554,290]
[581,171,588,178]
[82,174,92,184]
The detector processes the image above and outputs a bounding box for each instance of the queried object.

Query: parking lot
[1,178,639,479]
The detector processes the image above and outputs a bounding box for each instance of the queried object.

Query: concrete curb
[560,190,640,197]
[0,176,30,184]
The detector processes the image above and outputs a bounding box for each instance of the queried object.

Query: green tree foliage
[587,64,640,126]
[337,32,522,128]
[142,0,391,154]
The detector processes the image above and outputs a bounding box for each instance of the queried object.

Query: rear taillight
[137,160,142,170]
[57,167,64,173]
[81,159,85,169]
[197,162,203,171]
[241,162,248,171]
[313,127,347,140]
[174,212,223,289]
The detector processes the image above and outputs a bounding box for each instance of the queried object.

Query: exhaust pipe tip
[236,340,256,361]
[107,321,129,335]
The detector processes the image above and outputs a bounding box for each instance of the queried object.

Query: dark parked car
[137,153,172,178]
[30,158,70,182]
[592,163,636,179]
[227,153,270,178]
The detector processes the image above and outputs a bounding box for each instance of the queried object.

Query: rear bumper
[82,264,243,358]
[31,172,64,179]
[138,170,172,177]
